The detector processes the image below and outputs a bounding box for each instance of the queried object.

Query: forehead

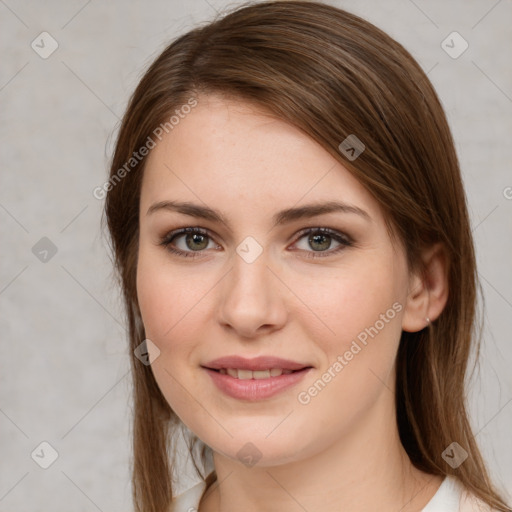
[140,94,380,223]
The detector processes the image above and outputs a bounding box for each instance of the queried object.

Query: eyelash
[159,226,353,259]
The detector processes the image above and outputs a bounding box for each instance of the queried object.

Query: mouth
[200,356,314,401]
[202,355,312,373]
[204,367,312,379]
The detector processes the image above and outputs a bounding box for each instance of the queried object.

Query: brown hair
[102,1,511,511]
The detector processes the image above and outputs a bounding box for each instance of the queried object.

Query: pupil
[310,233,330,251]
[187,233,208,251]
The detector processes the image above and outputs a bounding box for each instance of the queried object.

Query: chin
[204,430,311,468]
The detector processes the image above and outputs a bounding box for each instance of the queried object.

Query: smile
[217,368,295,379]
[203,366,312,400]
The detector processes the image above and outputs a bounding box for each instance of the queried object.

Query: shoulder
[171,470,216,512]
[459,485,501,512]
[171,479,207,512]
[422,475,503,512]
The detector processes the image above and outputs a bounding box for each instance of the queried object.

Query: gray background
[1,0,511,510]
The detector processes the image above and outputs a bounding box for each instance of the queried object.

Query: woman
[103,1,511,511]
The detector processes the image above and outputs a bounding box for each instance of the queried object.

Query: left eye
[159,227,352,259]
[292,228,353,258]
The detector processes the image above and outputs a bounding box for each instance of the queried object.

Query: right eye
[159,227,220,258]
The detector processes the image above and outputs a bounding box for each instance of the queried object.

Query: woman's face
[136,94,414,466]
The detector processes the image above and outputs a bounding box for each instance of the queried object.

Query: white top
[172,472,494,512]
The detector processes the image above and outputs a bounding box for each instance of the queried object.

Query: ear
[402,242,449,332]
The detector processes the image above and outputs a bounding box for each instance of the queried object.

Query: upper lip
[202,356,312,371]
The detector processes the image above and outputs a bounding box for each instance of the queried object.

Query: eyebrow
[146,200,371,227]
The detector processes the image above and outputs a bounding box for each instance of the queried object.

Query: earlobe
[401,243,449,333]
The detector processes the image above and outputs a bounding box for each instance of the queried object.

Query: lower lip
[203,367,312,401]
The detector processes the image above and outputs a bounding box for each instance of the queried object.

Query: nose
[216,248,288,339]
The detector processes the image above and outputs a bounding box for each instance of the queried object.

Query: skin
[136,94,449,512]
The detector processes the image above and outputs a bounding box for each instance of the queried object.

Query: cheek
[294,255,404,350]
[136,248,209,341]
[136,252,210,419]
[294,255,405,407]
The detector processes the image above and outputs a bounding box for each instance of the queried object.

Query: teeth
[253,370,270,379]
[238,369,253,380]
[218,368,295,379]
